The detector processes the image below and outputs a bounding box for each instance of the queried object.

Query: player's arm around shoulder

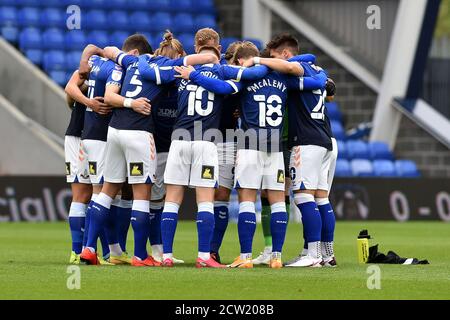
[78,44,105,79]
[245,57,304,76]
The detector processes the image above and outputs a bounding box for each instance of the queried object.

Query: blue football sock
[116,200,131,252]
[238,201,256,254]
[105,204,119,245]
[68,202,86,254]
[131,200,150,260]
[197,202,215,254]
[317,198,335,242]
[210,202,229,254]
[270,202,288,253]
[82,201,93,247]
[161,202,180,255]
[149,204,163,246]
[86,193,113,253]
[295,193,321,243]
[99,228,110,258]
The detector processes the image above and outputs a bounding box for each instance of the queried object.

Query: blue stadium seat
[18,7,40,28]
[129,12,151,34]
[351,159,374,177]
[66,51,82,72]
[43,29,65,50]
[335,159,352,177]
[87,31,109,48]
[148,0,170,11]
[149,13,172,33]
[39,0,66,7]
[132,0,152,10]
[0,7,17,27]
[172,13,194,33]
[16,0,42,6]
[330,120,346,140]
[336,140,348,159]
[107,11,129,32]
[49,70,67,86]
[368,141,394,160]
[109,0,128,10]
[197,0,215,13]
[109,31,128,49]
[81,0,106,9]
[19,28,41,50]
[40,8,64,28]
[244,38,264,50]
[65,30,86,50]
[326,102,343,122]
[25,49,42,65]
[149,33,162,51]
[346,140,370,159]
[221,37,239,53]
[395,160,420,178]
[0,0,18,6]
[84,10,107,30]
[43,50,65,72]
[194,14,216,30]
[178,33,195,54]
[169,0,191,12]
[373,160,397,177]
[1,26,19,43]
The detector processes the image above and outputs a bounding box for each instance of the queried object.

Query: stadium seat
[132,0,152,10]
[169,0,192,12]
[373,160,397,177]
[149,13,172,33]
[149,33,162,51]
[178,33,195,54]
[81,0,106,9]
[43,50,65,72]
[109,31,128,49]
[108,0,128,10]
[368,141,394,160]
[395,160,420,178]
[0,0,18,6]
[49,70,67,86]
[16,0,42,6]
[335,159,352,177]
[129,12,151,34]
[197,0,215,13]
[43,29,65,50]
[107,11,129,32]
[39,0,66,7]
[172,14,195,33]
[1,26,19,43]
[0,7,17,27]
[244,38,264,50]
[194,14,217,30]
[84,10,108,30]
[66,51,82,72]
[40,8,64,28]
[25,49,42,66]
[18,7,40,28]
[346,140,370,159]
[19,28,41,50]
[351,159,374,177]
[65,30,86,50]
[326,102,343,122]
[336,140,348,159]
[148,0,170,11]
[87,31,109,49]
[330,120,346,141]
[221,37,239,52]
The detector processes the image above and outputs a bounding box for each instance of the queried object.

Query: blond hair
[194,28,221,58]
[154,30,186,59]
[232,41,259,65]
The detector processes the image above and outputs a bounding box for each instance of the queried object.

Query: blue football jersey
[65,101,86,137]
[152,85,178,153]
[287,62,333,150]
[175,63,238,141]
[81,55,124,141]
[108,53,185,133]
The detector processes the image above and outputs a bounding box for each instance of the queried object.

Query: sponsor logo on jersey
[201,166,214,180]
[277,170,285,184]
[88,162,97,175]
[130,162,144,176]
[65,162,71,176]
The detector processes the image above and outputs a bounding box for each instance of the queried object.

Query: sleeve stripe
[117,53,125,66]
[226,80,239,93]
[154,67,161,85]
[236,68,244,82]
[183,56,188,67]
[299,77,304,91]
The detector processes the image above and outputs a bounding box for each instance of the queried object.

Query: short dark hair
[259,47,271,58]
[122,34,153,54]
[326,78,336,96]
[266,33,299,55]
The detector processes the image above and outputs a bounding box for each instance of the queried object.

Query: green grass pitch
[0,221,449,300]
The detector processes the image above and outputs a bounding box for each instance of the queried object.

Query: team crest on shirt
[277,170,285,184]
[65,162,71,176]
[130,162,144,176]
[201,166,214,180]
[111,69,123,82]
[89,162,97,175]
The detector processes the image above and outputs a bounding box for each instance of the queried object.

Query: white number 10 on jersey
[187,84,215,116]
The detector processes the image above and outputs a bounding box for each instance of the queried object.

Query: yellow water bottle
[357,230,371,263]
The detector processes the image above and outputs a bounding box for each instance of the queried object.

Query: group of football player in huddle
[64,27,338,269]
